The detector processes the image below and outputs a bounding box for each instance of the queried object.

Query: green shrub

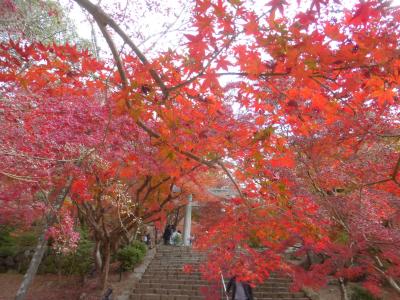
[0,227,37,254]
[0,226,17,257]
[38,254,59,274]
[351,286,380,300]
[131,240,147,254]
[117,241,146,271]
[0,226,93,275]
[61,229,93,276]
[39,228,93,275]
[15,232,36,250]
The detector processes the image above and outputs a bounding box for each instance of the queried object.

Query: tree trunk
[15,230,48,300]
[173,207,180,227]
[375,255,400,295]
[94,240,102,272]
[387,276,400,295]
[15,176,74,300]
[100,241,111,290]
[339,278,349,300]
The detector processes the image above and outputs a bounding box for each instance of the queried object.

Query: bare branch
[0,171,38,183]
[378,134,400,138]
[363,178,392,187]
[97,24,128,86]
[74,0,168,98]
[0,150,80,163]
[217,160,243,198]
[168,36,237,93]
[215,71,289,78]
[392,154,400,180]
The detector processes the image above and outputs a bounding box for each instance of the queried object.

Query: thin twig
[217,160,243,198]
[0,171,38,182]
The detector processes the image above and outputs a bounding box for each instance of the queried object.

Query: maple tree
[0,0,400,299]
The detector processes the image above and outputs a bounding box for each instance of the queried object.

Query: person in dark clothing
[162,224,173,245]
[226,276,254,300]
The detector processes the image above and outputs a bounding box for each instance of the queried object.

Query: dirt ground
[0,273,87,300]
[311,283,400,300]
[2,270,400,300]
[0,267,135,300]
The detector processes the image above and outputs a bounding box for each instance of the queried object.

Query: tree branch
[97,23,128,86]
[74,0,220,171]
[0,171,38,183]
[217,160,243,198]
[215,71,289,78]
[73,0,168,98]
[391,154,400,181]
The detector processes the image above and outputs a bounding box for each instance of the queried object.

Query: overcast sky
[63,0,400,59]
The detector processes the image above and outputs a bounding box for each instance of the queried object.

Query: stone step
[153,255,204,258]
[155,250,205,253]
[146,268,292,280]
[135,282,294,292]
[143,272,292,282]
[132,288,201,296]
[147,264,202,268]
[151,259,204,263]
[133,287,306,298]
[139,280,292,289]
[255,292,306,298]
[135,283,208,290]
[145,276,291,283]
[150,262,202,264]
[130,294,309,300]
[141,275,204,280]
[155,250,200,252]
[153,254,203,256]
[130,294,204,300]
[152,256,205,260]
[131,246,309,300]
[139,279,210,285]
[143,270,203,274]
[154,254,204,257]
[153,256,205,258]
[146,266,201,270]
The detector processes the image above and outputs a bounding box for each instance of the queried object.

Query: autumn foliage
[1,0,400,297]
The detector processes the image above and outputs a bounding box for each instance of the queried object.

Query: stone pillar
[183,194,192,246]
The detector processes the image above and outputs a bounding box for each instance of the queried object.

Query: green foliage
[15,232,37,250]
[171,233,183,246]
[0,226,93,274]
[39,228,94,275]
[116,241,147,271]
[0,0,92,49]
[0,227,36,258]
[350,286,380,300]
[247,234,262,249]
[38,254,58,274]
[245,228,263,248]
[335,230,350,245]
[0,226,17,257]
[62,229,93,276]
[131,240,147,254]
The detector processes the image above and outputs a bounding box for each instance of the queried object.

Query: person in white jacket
[170,227,182,245]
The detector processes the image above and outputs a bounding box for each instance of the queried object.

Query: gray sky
[63,0,400,58]
[61,0,192,58]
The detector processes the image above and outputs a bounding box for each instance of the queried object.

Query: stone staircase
[130,245,310,300]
